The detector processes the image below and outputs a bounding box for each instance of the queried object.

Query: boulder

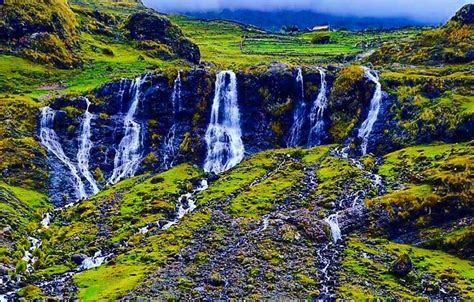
[71,253,87,265]
[390,253,413,277]
[125,12,200,64]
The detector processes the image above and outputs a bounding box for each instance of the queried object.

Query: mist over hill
[184,9,429,31]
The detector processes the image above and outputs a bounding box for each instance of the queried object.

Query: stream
[316,147,385,299]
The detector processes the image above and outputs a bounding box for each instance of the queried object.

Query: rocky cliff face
[38,62,473,204]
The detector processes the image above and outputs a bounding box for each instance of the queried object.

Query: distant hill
[186,9,429,31]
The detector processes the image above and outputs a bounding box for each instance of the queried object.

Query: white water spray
[109,74,148,184]
[39,107,87,200]
[78,251,107,270]
[204,71,245,174]
[358,67,382,155]
[77,97,99,195]
[287,67,306,147]
[324,214,342,243]
[307,67,328,146]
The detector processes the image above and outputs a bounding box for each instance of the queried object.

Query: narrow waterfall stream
[316,148,386,299]
[163,71,182,169]
[358,67,383,155]
[77,97,99,195]
[109,74,148,184]
[39,107,87,200]
[287,67,306,147]
[203,71,245,174]
[307,67,328,146]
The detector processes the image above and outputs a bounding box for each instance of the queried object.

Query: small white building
[311,25,330,32]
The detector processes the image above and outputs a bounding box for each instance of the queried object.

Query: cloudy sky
[143,0,471,23]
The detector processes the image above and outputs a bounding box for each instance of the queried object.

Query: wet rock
[71,254,87,265]
[390,253,413,277]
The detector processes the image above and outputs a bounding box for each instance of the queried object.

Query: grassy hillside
[0,1,473,300]
[170,14,421,69]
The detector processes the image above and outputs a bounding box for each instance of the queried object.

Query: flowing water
[203,71,245,174]
[141,179,209,233]
[39,107,87,200]
[307,67,328,146]
[287,67,306,147]
[316,147,386,299]
[358,67,382,155]
[163,71,182,168]
[324,214,342,243]
[109,74,148,184]
[77,97,99,195]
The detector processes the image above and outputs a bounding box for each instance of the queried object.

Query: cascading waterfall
[358,67,382,155]
[163,71,182,168]
[203,70,245,174]
[307,67,328,146]
[77,97,99,195]
[287,67,306,147]
[39,107,87,200]
[109,74,148,184]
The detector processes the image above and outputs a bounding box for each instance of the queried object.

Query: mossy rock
[125,12,200,63]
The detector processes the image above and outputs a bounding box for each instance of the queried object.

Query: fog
[143,0,471,23]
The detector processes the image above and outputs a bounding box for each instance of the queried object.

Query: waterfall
[358,67,382,155]
[109,74,148,184]
[307,67,328,146]
[324,214,342,243]
[77,97,99,195]
[287,67,306,147]
[39,107,87,200]
[163,71,182,168]
[203,71,245,174]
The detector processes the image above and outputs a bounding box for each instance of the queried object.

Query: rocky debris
[284,210,327,241]
[125,12,200,64]
[390,253,413,277]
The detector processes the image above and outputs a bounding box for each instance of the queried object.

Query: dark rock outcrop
[39,64,472,204]
[451,4,474,25]
[390,253,413,277]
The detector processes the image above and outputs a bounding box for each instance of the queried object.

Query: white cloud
[143,0,471,23]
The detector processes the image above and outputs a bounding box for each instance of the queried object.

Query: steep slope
[369,4,474,65]
[0,0,79,68]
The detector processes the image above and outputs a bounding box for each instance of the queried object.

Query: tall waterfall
[77,97,99,195]
[163,71,182,168]
[203,70,245,174]
[109,74,147,184]
[358,67,382,155]
[287,67,306,147]
[307,67,328,146]
[39,107,87,200]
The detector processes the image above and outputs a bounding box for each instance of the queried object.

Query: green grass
[228,159,304,219]
[74,264,147,301]
[170,15,422,69]
[338,235,474,300]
